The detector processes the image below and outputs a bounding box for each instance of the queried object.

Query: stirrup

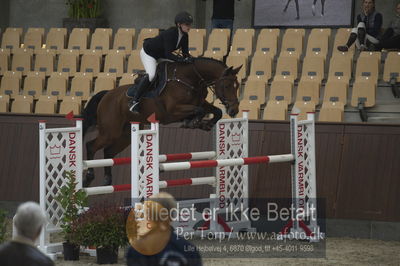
[129,101,140,112]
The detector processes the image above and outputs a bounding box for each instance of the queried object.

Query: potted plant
[76,204,128,264]
[63,0,108,33]
[0,209,7,244]
[55,171,88,260]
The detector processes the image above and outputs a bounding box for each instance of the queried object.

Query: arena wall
[0,114,399,223]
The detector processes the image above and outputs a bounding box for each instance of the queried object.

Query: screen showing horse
[253,0,353,27]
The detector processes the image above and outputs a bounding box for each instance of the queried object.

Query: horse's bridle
[168,63,239,109]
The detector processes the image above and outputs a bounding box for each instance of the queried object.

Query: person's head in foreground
[13,201,47,243]
[0,201,54,266]
[128,192,177,255]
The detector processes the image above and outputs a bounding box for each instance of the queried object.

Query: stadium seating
[104,50,125,77]
[255,28,279,58]
[11,95,33,113]
[0,71,22,97]
[22,71,45,99]
[383,52,400,83]
[280,28,304,60]
[70,72,93,100]
[248,52,272,82]
[301,56,325,85]
[23,28,44,50]
[35,95,57,114]
[0,94,10,112]
[34,50,55,76]
[67,28,90,53]
[188,29,205,57]
[0,26,398,122]
[57,49,79,76]
[1,28,21,51]
[90,28,112,54]
[45,28,67,52]
[230,28,254,57]
[127,50,144,73]
[94,73,117,93]
[46,72,68,99]
[59,96,82,114]
[80,50,102,76]
[204,28,230,59]
[11,48,32,75]
[0,51,9,76]
[274,55,298,82]
[112,28,135,54]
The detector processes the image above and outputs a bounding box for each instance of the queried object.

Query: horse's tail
[82,90,108,136]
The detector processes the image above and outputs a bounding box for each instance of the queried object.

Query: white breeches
[140,48,157,81]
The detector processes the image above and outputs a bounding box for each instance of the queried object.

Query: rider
[127,11,194,112]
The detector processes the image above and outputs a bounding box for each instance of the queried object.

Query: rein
[167,61,238,107]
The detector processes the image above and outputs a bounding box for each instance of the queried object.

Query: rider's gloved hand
[182,56,194,64]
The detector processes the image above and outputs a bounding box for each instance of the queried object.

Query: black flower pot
[96,246,118,264]
[63,242,80,261]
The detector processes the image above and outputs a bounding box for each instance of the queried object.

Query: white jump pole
[84,176,216,196]
[83,151,217,169]
[159,154,294,171]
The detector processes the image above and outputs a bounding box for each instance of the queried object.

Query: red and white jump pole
[82,151,216,169]
[159,154,294,172]
[83,176,216,196]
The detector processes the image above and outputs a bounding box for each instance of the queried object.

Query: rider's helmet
[175,11,193,25]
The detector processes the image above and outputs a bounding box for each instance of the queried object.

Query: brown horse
[82,57,242,187]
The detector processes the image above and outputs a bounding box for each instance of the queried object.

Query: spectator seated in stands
[337,0,382,52]
[376,2,400,50]
[0,202,54,266]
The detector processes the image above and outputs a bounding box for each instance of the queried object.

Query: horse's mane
[194,57,227,68]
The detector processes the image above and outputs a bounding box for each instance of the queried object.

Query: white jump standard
[38,111,323,257]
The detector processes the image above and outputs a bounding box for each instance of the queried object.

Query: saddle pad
[127,62,170,99]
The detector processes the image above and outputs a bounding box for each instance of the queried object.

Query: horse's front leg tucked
[83,139,97,187]
[168,104,206,128]
[198,101,223,131]
[183,106,206,128]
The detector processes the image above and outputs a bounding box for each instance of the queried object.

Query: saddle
[127,62,170,99]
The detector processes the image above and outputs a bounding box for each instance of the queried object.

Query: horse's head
[215,65,242,117]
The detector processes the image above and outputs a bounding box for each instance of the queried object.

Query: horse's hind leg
[102,133,131,186]
[321,0,325,15]
[283,0,291,12]
[83,135,112,187]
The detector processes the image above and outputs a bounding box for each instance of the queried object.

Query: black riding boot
[128,74,151,112]
[338,33,357,52]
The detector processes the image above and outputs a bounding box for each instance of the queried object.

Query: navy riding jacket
[143,27,189,62]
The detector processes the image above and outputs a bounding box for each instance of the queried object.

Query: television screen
[253,0,354,28]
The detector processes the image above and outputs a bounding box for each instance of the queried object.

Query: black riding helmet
[175,11,193,25]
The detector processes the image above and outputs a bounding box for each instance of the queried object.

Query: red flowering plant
[66,0,102,19]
